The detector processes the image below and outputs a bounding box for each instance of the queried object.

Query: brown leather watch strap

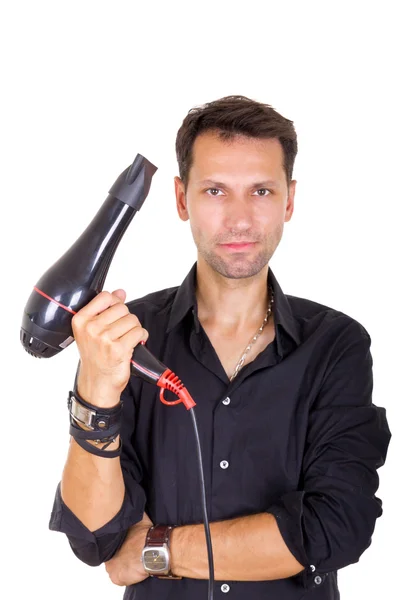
[145,524,174,546]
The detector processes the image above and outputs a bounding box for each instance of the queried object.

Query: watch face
[143,547,168,572]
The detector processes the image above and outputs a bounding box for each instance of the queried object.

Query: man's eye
[205,188,271,197]
[205,188,223,196]
[253,188,271,196]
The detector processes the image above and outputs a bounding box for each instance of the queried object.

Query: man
[50,95,391,599]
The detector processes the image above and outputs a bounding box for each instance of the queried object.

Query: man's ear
[285,179,296,222]
[174,176,189,222]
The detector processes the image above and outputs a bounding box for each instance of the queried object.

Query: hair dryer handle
[130,342,168,384]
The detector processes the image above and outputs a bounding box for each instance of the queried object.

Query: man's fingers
[73,290,126,321]
[111,289,127,303]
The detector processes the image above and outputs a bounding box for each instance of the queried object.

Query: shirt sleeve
[49,368,147,567]
[266,320,392,573]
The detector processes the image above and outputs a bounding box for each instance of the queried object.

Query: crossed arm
[104,510,304,586]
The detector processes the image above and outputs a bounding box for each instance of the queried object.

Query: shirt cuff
[49,480,147,566]
[267,491,310,569]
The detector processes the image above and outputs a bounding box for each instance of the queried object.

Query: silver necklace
[229,284,274,381]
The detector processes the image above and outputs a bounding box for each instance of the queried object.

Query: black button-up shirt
[49,261,391,599]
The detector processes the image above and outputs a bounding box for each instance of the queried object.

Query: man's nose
[224,196,253,230]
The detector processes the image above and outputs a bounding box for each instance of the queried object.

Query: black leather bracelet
[72,435,122,458]
[67,385,123,458]
[69,419,122,457]
[72,387,122,414]
[68,389,122,431]
[69,420,121,441]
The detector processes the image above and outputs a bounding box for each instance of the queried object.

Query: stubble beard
[196,226,283,280]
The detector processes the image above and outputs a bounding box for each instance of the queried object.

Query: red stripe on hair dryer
[20,154,195,410]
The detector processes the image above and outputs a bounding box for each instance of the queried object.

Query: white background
[1,1,398,598]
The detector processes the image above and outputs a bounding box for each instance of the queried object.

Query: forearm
[61,435,125,532]
[61,379,125,533]
[170,512,305,581]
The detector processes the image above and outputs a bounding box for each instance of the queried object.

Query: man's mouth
[220,242,256,251]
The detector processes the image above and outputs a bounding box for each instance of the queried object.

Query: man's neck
[195,258,271,335]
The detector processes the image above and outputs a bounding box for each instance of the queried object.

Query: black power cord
[189,407,215,600]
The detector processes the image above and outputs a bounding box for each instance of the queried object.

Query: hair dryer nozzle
[21,153,158,359]
[108,154,158,210]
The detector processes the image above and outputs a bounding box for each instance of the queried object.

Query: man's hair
[175,95,298,192]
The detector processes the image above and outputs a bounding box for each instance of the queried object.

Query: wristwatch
[141,525,182,579]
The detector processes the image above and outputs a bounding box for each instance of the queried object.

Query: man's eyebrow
[196,179,280,188]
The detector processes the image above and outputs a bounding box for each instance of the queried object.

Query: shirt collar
[166,261,301,355]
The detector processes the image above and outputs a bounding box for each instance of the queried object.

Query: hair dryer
[20,154,195,410]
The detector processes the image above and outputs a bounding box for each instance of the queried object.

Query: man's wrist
[169,522,209,579]
[76,386,121,409]
[169,526,183,577]
[76,372,121,409]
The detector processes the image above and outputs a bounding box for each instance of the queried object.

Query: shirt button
[314,575,322,585]
[310,565,316,572]
[220,460,229,469]
[221,583,230,593]
[222,397,231,405]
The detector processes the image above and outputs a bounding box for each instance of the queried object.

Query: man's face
[174,130,296,279]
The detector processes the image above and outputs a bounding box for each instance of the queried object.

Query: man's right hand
[71,289,149,408]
